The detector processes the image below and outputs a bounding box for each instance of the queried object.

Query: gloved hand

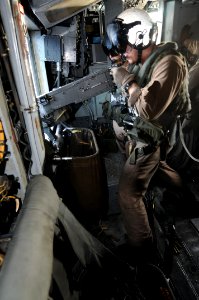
[113,120,126,141]
[111,66,135,88]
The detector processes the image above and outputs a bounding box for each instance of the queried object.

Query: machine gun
[37,68,115,126]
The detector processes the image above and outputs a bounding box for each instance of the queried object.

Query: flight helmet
[106,8,157,54]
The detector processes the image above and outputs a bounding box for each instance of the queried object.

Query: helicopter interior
[0,0,199,299]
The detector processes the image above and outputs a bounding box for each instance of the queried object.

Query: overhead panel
[29,0,101,28]
[182,0,199,4]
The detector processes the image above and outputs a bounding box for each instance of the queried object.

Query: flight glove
[111,66,135,88]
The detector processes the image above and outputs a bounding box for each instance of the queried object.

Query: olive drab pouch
[126,117,166,164]
[127,116,166,146]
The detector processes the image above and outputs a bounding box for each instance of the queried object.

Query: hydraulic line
[0,175,60,300]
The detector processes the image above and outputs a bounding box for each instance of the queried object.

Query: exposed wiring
[0,175,21,213]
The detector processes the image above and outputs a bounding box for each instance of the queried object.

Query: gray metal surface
[170,219,199,300]
[63,28,77,63]
[0,0,45,175]
[38,68,115,117]
[28,0,101,28]
[191,218,199,233]
[44,35,61,62]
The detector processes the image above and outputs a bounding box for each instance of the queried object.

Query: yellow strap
[0,121,5,160]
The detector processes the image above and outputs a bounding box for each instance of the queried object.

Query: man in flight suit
[103,8,191,256]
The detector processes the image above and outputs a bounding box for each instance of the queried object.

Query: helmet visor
[102,33,120,57]
[106,23,127,52]
[106,20,141,53]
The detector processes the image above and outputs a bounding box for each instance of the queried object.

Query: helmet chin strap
[136,47,143,64]
[134,31,147,64]
[135,41,152,65]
